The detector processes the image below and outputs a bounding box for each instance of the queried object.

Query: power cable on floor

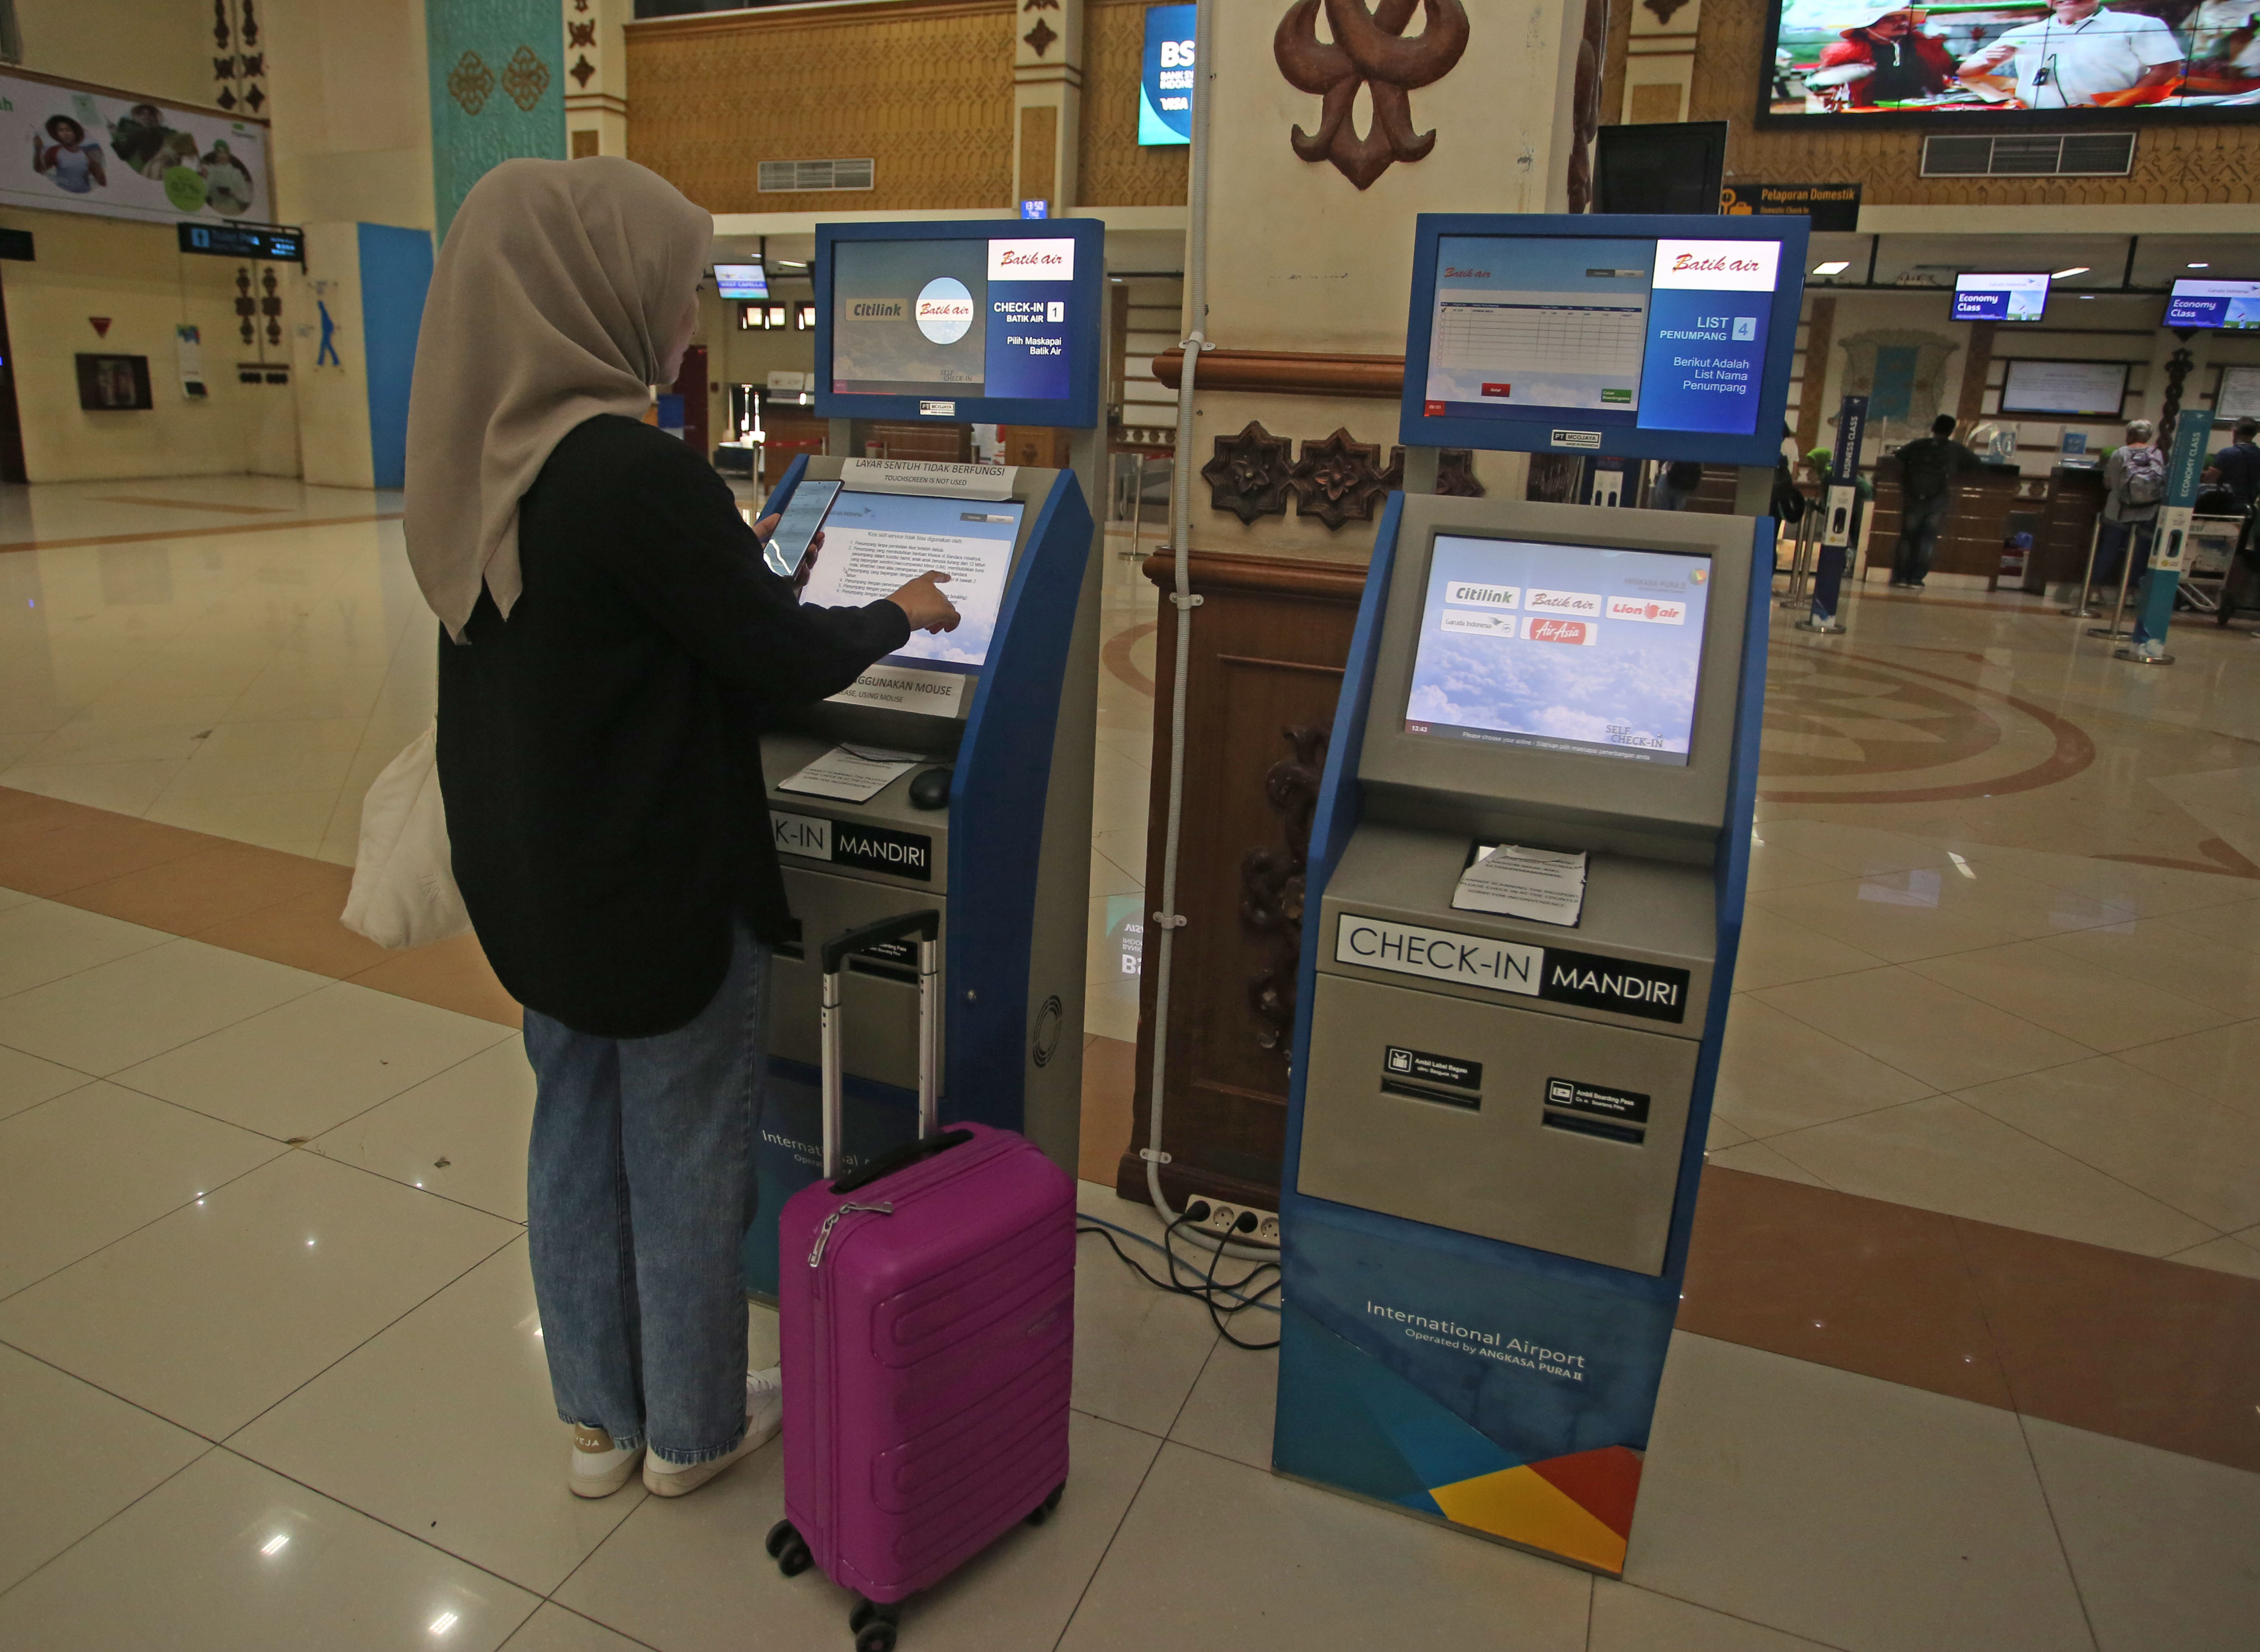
[1076,1214,1281,1350]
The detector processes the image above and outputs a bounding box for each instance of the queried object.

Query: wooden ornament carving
[1383,446,1486,497]
[1642,0,1689,24]
[1201,422,1296,522]
[1274,0,1471,190]
[1243,725,1329,1054]
[1023,16,1057,55]
[1567,0,1607,213]
[1289,428,1389,530]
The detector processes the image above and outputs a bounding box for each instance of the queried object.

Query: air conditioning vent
[1920,132,2133,177]
[757,158,875,193]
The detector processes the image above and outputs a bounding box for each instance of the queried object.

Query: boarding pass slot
[1540,1111,1645,1147]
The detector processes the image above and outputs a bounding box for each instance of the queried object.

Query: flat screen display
[715,263,769,301]
[795,490,1026,673]
[1403,535,1713,767]
[1762,0,2260,122]
[1419,235,1784,438]
[1954,271,2050,322]
[2165,278,2260,329]
[2000,358,2128,415]
[829,236,1077,404]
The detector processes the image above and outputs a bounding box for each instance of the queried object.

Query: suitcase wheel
[1025,1483,1065,1528]
[849,1597,899,1652]
[766,1519,813,1578]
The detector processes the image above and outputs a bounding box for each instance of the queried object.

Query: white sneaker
[2136,640,2166,661]
[568,1424,644,1499]
[643,1367,783,1498]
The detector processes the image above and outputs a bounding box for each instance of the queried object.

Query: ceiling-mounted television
[1953,271,2050,321]
[2165,278,2260,329]
[1761,1,2260,127]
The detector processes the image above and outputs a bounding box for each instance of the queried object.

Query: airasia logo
[1521,617,1596,646]
[1605,596,1687,626]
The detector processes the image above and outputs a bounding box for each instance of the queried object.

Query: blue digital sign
[1400,213,1808,469]
[1140,4,1196,146]
[2165,279,2260,331]
[1951,272,2048,323]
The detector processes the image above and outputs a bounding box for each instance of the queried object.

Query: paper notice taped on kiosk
[1453,843,1587,927]
[828,665,969,716]
[776,744,922,803]
[838,459,1017,499]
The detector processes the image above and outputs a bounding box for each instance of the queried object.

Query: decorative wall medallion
[1023,17,1058,55]
[1642,0,1689,24]
[502,45,551,112]
[1201,422,1296,522]
[571,56,596,89]
[1275,0,1471,190]
[1566,0,1607,213]
[1024,0,1061,9]
[567,19,596,47]
[1381,446,1485,497]
[1290,428,1389,530]
[447,51,495,116]
[1243,725,1329,1053]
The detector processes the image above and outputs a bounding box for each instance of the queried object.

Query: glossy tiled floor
[0,481,2255,1650]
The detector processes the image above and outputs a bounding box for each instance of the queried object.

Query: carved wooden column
[1117,551,1365,1210]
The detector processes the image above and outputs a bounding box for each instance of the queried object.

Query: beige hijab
[404,156,714,636]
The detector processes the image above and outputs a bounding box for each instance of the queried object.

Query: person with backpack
[2094,419,2166,617]
[1889,414,1981,588]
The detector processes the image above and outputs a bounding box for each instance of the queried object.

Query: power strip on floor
[1184,1197,1280,1249]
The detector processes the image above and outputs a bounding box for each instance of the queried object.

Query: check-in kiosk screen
[796,490,1025,673]
[1403,536,1712,766]
[1420,235,1783,437]
[829,236,1078,404]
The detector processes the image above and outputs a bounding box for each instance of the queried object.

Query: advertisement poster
[1140,4,1196,145]
[0,71,270,226]
[1766,0,2260,118]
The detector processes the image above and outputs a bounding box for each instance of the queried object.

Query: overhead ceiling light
[2052,266,2089,278]
[2189,262,2210,268]
[1812,260,1850,275]
[2079,294,2095,300]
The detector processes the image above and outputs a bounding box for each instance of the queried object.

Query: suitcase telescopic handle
[819,908,942,1181]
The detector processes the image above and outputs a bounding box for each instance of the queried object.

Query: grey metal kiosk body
[740,455,1099,1294]
[1272,491,1770,1574]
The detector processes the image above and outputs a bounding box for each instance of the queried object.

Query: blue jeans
[523,923,769,1464]
[1892,492,1950,584]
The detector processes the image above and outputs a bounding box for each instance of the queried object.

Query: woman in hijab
[405,158,959,1502]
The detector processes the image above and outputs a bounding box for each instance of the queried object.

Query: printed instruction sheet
[1452,843,1588,927]
[775,745,923,803]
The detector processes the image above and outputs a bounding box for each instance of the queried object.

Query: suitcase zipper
[808,1200,894,1268]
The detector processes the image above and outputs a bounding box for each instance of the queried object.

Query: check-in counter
[1864,457,2024,587]
[2030,465,2108,595]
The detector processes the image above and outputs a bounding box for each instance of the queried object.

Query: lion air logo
[1605,596,1688,625]
[1275,0,1471,190]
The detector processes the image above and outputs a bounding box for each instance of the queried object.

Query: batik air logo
[1652,237,1781,293]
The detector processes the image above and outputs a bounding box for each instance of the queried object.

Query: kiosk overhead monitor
[1953,271,2049,322]
[715,262,770,301]
[1400,214,1808,469]
[1404,535,1712,767]
[813,217,1105,427]
[795,490,1027,676]
[2165,278,2260,330]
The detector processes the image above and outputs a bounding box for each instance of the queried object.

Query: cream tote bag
[342,724,472,950]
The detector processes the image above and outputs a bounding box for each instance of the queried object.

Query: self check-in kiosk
[741,217,1109,1294]
[1271,213,1802,1575]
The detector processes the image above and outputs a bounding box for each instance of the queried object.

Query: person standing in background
[2094,419,2167,655]
[1889,414,1980,588]
[2203,416,2260,508]
[1650,458,1703,511]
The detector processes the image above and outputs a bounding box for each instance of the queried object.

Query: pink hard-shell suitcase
[768,909,1075,1652]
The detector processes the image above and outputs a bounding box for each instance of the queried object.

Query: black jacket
[1893,434,1980,502]
[436,415,909,1038]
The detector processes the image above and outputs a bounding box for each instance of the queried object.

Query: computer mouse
[908,766,953,811]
